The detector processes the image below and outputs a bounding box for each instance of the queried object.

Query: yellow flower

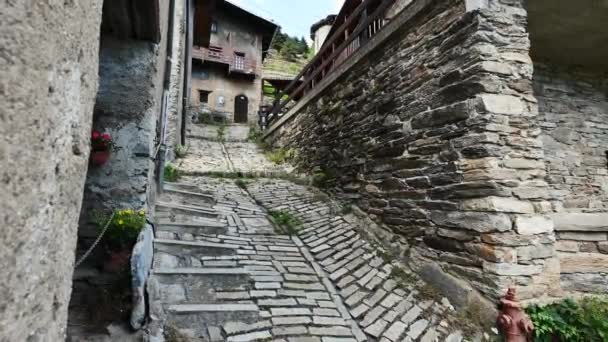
[139,210,145,216]
[118,219,124,225]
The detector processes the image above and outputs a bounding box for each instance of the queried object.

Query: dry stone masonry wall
[266,0,608,305]
[535,65,608,294]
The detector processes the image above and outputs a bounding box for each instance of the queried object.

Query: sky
[229,0,345,41]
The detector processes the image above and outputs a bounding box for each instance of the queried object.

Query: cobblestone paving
[246,180,467,342]
[149,179,363,341]
[176,124,294,176]
[149,125,471,341]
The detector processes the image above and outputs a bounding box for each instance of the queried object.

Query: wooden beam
[194,0,217,47]
[132,0,161,43]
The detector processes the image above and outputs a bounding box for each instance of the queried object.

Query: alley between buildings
[145,125,478,342]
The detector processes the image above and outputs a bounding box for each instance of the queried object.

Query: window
[234,52,245,70]
[211,20,218,33]
[199,90,211,104]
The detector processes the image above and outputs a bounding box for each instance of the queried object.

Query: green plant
[248,126,263,143]
[164,163,180,182]
[175,145,188,159]
[164,325,193,342]
[341,204,353,215]
[265,148,296,165]
[198,111,213,124]
[312,167,335,189]
[217,123,227,142]
[390,266,417,287]
[93,209,146,250]
[235,178,249,190]
[269,210,302,235]
[526,297,608,342]
[311,189,330,203]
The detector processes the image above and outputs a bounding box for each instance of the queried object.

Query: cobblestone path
[148,126,471,341]
[176,124,294,177]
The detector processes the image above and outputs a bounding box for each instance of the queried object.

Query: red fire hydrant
[497,288,534,342]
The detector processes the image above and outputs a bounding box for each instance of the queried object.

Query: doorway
[234,95,248,123]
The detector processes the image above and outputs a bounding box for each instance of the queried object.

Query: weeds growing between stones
[269,210,302,235]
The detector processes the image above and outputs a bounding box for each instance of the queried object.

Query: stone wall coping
[263,0,438,140]
[552,212,608,232]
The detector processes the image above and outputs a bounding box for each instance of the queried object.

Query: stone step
[163,182,211,195]
[168,304,259,313]
[162,187,215,202]
[156,202,219,218]
[154,238,243,250]
[153,267,249,275]
[156,221,226,235]
[151,272,252,304]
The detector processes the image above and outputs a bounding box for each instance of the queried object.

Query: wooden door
[234,95,248,123]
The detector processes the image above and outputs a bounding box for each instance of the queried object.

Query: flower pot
[91,150,110,166]
[103,248,131,273]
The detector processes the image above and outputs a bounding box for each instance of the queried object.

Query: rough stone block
[410,101,471,129]
[477,94,525,115]
[503,158,545,170]
[516,244,554,261]
[514,215,554,235]
[430,211,512,233]
[461,197,535,214]
[468,244,517,263]
[558,232,607,242]
[561,273,608,293]
[555,240,579,252]
[552,213,608,232]
[482,262,543,276]
[559,252,608,273]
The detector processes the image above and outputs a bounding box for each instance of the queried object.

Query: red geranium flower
[91,130,114,152]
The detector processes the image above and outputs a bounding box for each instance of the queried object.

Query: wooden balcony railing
[193,45,257,75]
[265,0,395,128]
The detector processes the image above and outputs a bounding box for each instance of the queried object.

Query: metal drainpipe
[181,0,192,146]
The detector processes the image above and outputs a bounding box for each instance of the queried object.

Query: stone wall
[534,65,608,294]
[83,36,163,214]
[267,0,563,305]
[0,1,103,341]
[83,0,172,217]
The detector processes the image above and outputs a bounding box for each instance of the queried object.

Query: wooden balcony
[266,0,395,127]
[193,45,257,76]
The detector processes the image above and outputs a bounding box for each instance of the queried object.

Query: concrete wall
[0,1,104,341]
[266,0,564,306]
[534,65,608,294]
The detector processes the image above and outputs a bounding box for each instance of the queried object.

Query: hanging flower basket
[91,150,111,166]
[90,131,114,167]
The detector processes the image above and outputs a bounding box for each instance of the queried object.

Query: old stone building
[191,0,278,124]
[265,0,608,310]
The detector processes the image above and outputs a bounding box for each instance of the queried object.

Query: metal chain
[74,211,116,269]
